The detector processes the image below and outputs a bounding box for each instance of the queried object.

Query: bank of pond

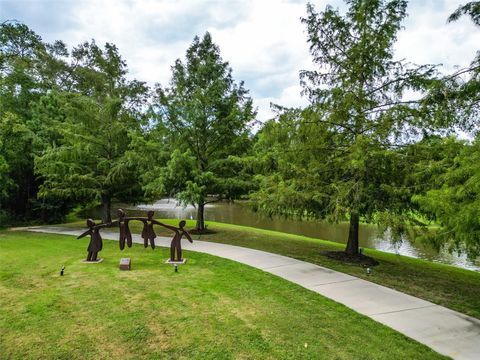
[82,199,480,272]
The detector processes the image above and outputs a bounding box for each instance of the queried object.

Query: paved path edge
[21,226,480,360]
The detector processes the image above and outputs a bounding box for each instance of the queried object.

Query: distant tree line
[0,24,255,229]
[1,0,480,258]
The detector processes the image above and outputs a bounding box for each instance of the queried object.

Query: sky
[1,0,479,123]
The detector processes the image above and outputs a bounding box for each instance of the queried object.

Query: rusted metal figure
[110,209,133,250]
[79,209,193,262]
[110,209,159,250]
[77,218,109,261]
[162,220,193,262]
[140,210,157,249]
[138,212,193,260]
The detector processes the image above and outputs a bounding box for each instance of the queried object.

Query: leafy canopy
[251,1,440,253]
[145,33,255,229]
[412,2,480,257]
[35,41,149,222]
[0,21,73,222]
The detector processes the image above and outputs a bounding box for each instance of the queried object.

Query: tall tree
[252,1,438,255]
[411,2,480,257]
[0,21,72,223]
[35,41,149,223]
[149,33,255,231]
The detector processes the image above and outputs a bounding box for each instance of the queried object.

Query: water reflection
[87,198,480,271]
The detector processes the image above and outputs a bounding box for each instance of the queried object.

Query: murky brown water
[85,198,480,271]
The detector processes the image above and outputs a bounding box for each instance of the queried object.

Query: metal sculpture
[164,220,193,262]
[110,209,133,250]
[78,209,193,264]
[77,218,109,262]
[140,210,157,249]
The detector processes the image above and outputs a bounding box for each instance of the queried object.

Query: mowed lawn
[0,231,446,360]
[66,218,480,320]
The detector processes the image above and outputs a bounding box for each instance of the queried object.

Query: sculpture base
[165,259,187,265]
[81,258,104,264]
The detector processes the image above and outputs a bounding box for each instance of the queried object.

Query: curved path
[25,226,480,360]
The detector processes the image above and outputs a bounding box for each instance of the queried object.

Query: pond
[86,198,480,271]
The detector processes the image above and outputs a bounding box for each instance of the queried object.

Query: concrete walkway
[25,226,480,360]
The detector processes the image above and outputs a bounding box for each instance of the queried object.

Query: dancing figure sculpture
[78,209,193,264]
[77,218,109,262]
[111,209,192,260]
[140,211,157,249]
[162,220,193,262]
[110,209,133,250]
[138,214,193,261]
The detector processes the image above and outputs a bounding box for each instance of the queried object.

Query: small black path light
[60,265,65,276]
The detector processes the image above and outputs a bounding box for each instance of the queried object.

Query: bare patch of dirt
[322,251,379,267]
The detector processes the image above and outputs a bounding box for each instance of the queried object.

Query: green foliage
[448,1,480,25]
[427,1,480,132]
[0,111,33,216]
[35,41,148,222]
[0,22,39,220]
[2,5,480,261]
[0,22,72,223]
[414,137,480,257]
[125,125,171,202]
[148,33,256,229]
[407,2,480,257]
[251,1,439,253]
[0,140,11,215]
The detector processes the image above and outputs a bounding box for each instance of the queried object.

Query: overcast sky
[1,0,479,122]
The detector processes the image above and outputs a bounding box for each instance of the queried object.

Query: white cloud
[396,0,480,73]
[2,0,480,123]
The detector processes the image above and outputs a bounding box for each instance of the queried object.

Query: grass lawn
[63,218,480,320]
[0,231,446,359]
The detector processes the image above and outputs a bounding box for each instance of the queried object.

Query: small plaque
[119,258,131,270]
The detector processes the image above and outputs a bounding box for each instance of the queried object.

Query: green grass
[0,231,446,359]
[63,218,480,320]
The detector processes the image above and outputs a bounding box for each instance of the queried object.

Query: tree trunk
[101,195,111,223]
[345,211,359,255]
[196,202,205,231]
